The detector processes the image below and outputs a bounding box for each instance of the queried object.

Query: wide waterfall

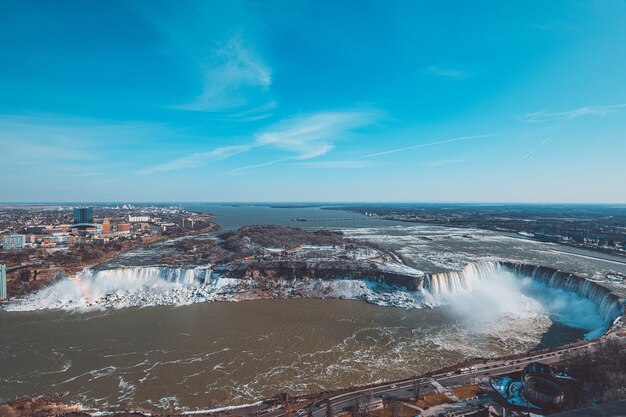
[2,265,243,311]
[82,266,214,286]
[4,259,623,341]
[422,261,623,327]
[501,262,623,324]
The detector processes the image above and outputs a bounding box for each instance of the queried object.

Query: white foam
[2,259,615,342]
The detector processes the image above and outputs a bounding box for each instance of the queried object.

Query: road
[6,262,41,272]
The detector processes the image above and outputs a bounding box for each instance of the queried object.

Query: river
[0,204,624,412]
[0,299,584,411]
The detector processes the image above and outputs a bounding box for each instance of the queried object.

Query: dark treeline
[562,339,626,403]
[219,225,345,252]
[156,225,391,267]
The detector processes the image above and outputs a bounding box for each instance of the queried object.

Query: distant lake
[183,203,406,230]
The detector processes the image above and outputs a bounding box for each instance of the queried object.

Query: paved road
[6,262,40,272]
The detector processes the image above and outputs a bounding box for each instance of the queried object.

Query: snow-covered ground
[341,225,626,286]
[3,225,622,343]
[3,266,430,312]
[3,242,426,312]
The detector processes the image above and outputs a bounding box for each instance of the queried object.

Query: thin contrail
[524,137,551,158]
[363,134,493,158]
[227,158,289,175]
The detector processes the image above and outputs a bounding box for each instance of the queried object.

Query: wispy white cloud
[524,137,551,158]
[255,111,377,160]
[136,145,251,175]
[0,114,178,189]
[519,104,626,123]
[227,158,288,175]
[210,101,278,122]
[424,65,471,79]
[0,115,160,164]
[364,134,491,158]
[300,160,378,169]
[138,109,380,175]
[95,176,121,185]
[133,0,275,119]
[0,139,94,162]
[177,36,273,115]
[425,158,465,167]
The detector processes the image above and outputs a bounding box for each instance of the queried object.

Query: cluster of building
[1,208,124,251]
[0,206,212,252]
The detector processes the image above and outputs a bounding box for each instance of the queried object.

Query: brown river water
[0,299,582,412]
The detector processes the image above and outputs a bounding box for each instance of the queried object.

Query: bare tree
[351,393,362,417]
[358,392,373,417]
[413,379,421,402]
[325,397,333,417]
[390,399,400,417]
[281,393,292,417]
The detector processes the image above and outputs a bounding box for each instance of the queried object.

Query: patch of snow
[181,400,264,415]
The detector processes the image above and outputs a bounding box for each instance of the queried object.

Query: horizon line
[0,201,625,206]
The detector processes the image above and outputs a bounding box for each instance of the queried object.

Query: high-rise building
[181,218,196,229]
[0,264,6,299]
[73,207,94,224]
[2,234,26,249]
[102,218,111,234]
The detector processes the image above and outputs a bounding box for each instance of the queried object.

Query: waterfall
[5,258,623,330]
[2,265,222,311]
[422,261,623,325]
[81,266,213,286]
[424,261,500,295]
[501,262,623,324]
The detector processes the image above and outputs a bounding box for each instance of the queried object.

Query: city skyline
[1,1,626,203]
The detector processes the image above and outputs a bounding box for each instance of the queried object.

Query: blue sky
[1,0,625,202]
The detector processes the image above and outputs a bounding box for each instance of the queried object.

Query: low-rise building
[160,222,177,232]
[3,234,26,249]
[47,233,72,244]
[116,223,131,233]
[25,226,44,235]
[129,216,150,223]
[522,362,566,409]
